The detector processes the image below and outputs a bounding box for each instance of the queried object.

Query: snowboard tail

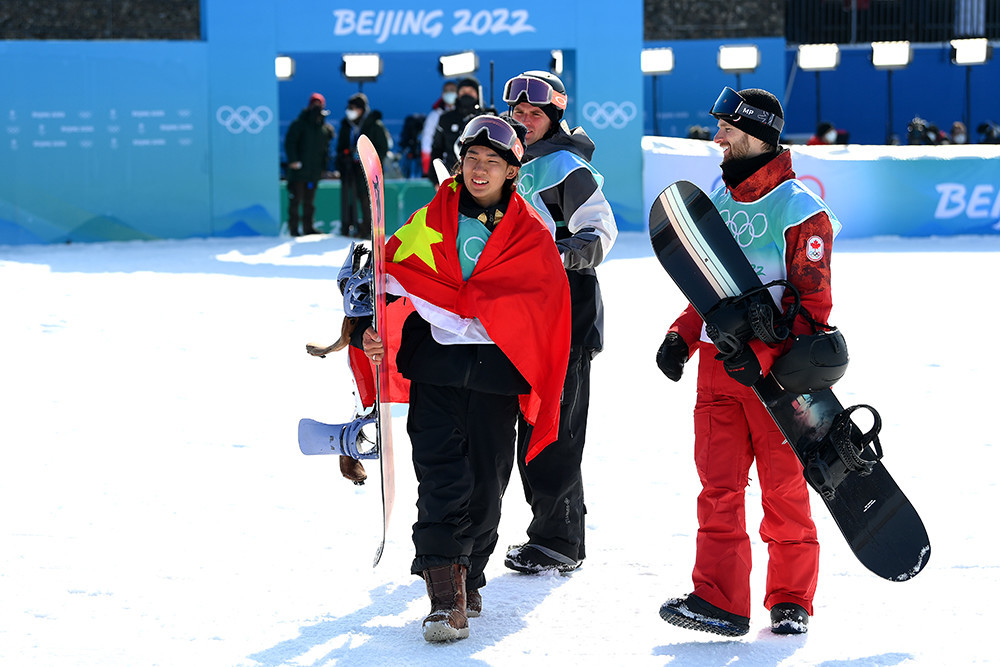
[649,180,930,581]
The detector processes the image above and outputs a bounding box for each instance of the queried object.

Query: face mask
[953,133,966,144]
[442,91,458,105]
[345,108,361,122]
[824,129,838,144]
[457,94,478,109]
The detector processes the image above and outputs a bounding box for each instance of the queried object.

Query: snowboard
[297,135,396,567]
[649,180,930,582]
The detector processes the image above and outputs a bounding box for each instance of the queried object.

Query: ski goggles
[502,75,568,110]
[710,87,784,133]
[459,115,525,163]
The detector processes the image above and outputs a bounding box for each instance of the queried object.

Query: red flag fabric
[348,298,414,408]
[385,179,571,462]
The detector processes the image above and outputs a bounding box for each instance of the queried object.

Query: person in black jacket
[284,92,334,236]
[335,92,389,238]
[429,77,483,178]
[500,70,618,575]
[356,115,572,642]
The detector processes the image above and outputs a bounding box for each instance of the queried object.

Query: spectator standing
[430,77,483,175]
[284,92,334,236]
[398,113,427,178]
[335,92,389,238]
[950,121,968,144]
[806,121,838,145]
[421,80,458,176]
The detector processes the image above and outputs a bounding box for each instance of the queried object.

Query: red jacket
[670,150,835,376]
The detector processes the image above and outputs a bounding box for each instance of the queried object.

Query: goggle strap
[733,101,785,132]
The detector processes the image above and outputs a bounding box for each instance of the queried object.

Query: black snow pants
[408,381,519,591]
[514,345,592,562]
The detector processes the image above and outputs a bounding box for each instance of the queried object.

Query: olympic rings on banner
[215,105,274,134]
[581,101,637,130]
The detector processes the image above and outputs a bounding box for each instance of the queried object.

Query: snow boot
[659,593,750,637]
[420,564,469,642]
[467,588,482,618]
[338,455,367,485]
[504,543,581,574]
[770,602,809,635]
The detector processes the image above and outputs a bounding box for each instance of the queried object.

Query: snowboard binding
[704,280,797,359]
[338,241,375,318]
[804,404,884,500]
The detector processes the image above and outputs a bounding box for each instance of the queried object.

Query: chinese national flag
[385,179,571,462]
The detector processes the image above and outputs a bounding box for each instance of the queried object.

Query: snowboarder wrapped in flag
[359,113,572,642]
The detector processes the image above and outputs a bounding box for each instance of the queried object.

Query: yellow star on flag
[391,207,444,271]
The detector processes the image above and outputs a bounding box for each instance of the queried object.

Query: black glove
[719,345,762,387]
[656,332,689,382]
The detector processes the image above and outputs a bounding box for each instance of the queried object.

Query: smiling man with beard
[655,87,843,638]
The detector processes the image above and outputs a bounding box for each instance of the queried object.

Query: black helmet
[770,329,849,394]
[503,70,567,124]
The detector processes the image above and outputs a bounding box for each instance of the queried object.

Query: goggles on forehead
[502,76,568,110]
[710,87,784,133]
[459,115,525,162]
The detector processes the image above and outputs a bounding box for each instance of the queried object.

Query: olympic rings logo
[582,101,637,130]
[516,172,534,196]
[462,235,486,263]
[720,209,768,248]
[215,105,274,134]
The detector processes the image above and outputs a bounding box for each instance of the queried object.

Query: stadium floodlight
[718,45,759,72]
[798,44,840,128]
[871,42,912,144]
[439,51,478,77]
[341,54,383,82]
[642,48,674,136]
[275,56,294,80]
[950,38,991,65]
[718,44,759,89]
[641,48,675,75]
[871,41,912,70]
[950,38,992,135]
[797,44,840,71]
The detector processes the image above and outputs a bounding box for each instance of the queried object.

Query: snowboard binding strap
[327,413,380,460]
[705,280,798,359]
[804,404,883,500]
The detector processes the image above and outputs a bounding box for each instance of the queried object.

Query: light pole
[641,48,674,137]
[950,38,993,135]
[797,44,840,131]
[871,41,912,145]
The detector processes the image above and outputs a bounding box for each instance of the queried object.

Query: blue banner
[643,137,1000,238]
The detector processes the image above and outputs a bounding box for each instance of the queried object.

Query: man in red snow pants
[655,86,840,637]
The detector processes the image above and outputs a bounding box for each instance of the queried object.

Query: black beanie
[735,88,783,146]
[458,77,481,92]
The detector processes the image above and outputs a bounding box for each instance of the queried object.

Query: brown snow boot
[467,587,482,618]
[421,564,469,641]
[338,456,367,485]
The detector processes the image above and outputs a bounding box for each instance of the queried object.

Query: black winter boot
[659,593,750,637]
[770,602,809,634]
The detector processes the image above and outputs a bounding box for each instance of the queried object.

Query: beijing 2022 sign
[332,8,536,43]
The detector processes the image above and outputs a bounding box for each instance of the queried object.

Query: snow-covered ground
[2,231,998,666]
